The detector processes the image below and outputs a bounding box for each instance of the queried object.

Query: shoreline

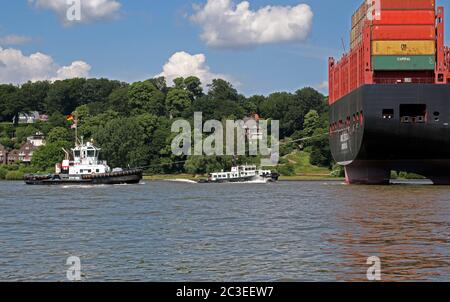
[142,174,344,182]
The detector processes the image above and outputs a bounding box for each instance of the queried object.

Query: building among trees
[0,132,46,165]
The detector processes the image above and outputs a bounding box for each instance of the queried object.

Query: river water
[0,180,448,282]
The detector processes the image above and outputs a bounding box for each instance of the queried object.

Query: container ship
[328,0,450,184]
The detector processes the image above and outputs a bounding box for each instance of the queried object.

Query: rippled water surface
[0,180,448,281]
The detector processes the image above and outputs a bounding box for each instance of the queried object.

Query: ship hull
[24,170,143,185]
[330,84,450,184]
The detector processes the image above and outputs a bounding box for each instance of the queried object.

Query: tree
[184,76,203,99]
[128,81,166,116]
[15,125,38,144]
[45,78,87,114]
[47,127,73,143]
[19,81,50,113]
[303,110,320,138]
[32,141,73,171]
[207,79,239,102]
[165,88,191,118]
[184,156,224,175]
[0,84,20,123]
[94,117,151,168]
[107,86,130,114]
[309,128,332,168]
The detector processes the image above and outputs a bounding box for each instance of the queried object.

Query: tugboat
[199,165,279,184]
[24,138,142,185]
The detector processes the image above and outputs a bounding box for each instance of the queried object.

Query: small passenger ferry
[199,165,279,183]
[24,138,142,185]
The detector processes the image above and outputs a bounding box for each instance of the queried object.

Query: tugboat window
[74,150,80,157]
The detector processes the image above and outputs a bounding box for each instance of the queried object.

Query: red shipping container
[372,25,436,40]
[380,0,435,10]
[373,10,436,25]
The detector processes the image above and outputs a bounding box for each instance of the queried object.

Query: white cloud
[314,81,328,94]
[0,47,91,84]
[157,51,232,87]
[29,0,121,25]
[0,35,33,46]
[190,0,313,48]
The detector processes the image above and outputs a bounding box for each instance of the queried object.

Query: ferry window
[382,109,394,119]
[96,169,100,173]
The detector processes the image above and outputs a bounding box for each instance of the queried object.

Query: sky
[0,0,448,96]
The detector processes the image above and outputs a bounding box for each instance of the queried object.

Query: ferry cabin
[210,165,258,181]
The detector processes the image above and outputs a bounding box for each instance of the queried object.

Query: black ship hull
[24,170,143,185]
[330,84,450,185]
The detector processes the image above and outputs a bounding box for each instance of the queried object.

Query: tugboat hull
[24,170,143,185]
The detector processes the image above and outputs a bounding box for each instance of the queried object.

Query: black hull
[330,84,450,184]
[24,170,143,185]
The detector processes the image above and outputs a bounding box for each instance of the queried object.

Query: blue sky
[0,0,448,96]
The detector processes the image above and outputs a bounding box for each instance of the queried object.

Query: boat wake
[165,179,198,184]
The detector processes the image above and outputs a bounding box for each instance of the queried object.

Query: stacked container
[350,2,369,49]
[371,0,436,71]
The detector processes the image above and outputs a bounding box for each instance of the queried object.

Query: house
[18,142,36,164]
[7,149,19,165]
[0,144,6,165]
[27,132,46,147]
[3,133,46,165]
[13,112,49,124]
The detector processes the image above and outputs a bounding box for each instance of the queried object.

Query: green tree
[184,76,203,99]
[47,127,73,143]
[45,78,86,114]
[128,81,166,116]
[303,110,320,138]
[165,88,192,118]
[32,141,72,170]
[207,79,239,102]
[19,81,51,113]
[94,117,151,168]
[184,156,224,175]
[107,86,130,114]
[0,84,20,124]
[15,125,38,144]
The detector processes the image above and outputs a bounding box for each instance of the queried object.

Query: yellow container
[372,40,436,56]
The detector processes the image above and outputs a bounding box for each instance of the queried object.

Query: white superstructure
[56,139,111,176]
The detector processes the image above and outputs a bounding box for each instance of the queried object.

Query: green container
[372,55,435,70]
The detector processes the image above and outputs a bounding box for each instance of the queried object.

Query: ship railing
[374,77,435,84]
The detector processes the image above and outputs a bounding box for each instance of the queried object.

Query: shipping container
[380,0,435,11]
[372,25,436,40]
[373,10,436,25]
[372,55,436,70]
[372,40,435,55]
[352,2,368,28]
